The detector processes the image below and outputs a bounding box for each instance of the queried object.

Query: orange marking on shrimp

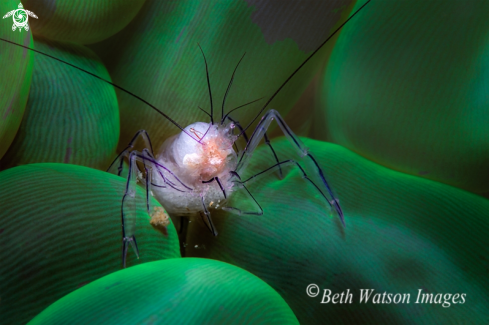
[189,128,203,140]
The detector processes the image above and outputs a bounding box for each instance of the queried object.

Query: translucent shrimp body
[153,122,238,216]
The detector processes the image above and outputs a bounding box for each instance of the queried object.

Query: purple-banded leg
[237,159,337,216]
[202,176,227,199]
[121,151,142,268]
[219,171,263,216]
[263,132,283,179]
[141,149,154,215]
[118,148,192,267]
[221,181,263,216]
[107,130,154,176]
[200,196,218,236]
[236,109,344,225]
[226,115,282,178]
[198,176,228,236]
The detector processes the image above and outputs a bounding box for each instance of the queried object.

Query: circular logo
[14,10,27,24]
[306,284,320,297]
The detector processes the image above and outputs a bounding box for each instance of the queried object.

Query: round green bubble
[185,137,489,324]
[89,0,356,152]
[0,37,120,171]
[28,258,299,325]
[0,0,34,161]
[0,163,180,325]
[315,0,489,197]
[21,0,147,44]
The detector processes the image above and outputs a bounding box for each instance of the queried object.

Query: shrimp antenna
[221,97,264,124]
[221,52,246,124]
[239,0,371,137]
[0,37,202,143]
[198,43,214,124]
[197,106,211,118]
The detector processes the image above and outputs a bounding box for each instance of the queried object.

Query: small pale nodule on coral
[150,206,170,234]
[135,170,144,184]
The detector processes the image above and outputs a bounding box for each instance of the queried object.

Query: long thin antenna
[221,97,264,124]
[197,106,211,119]
[239,0,371,136]
[0,37,201,143]
[198,43,214,124]
[221,52,246,124]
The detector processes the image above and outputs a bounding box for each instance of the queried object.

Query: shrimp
[0,0,370,267]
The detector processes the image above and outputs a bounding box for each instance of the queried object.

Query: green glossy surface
[0,37,119,171]
[186,137,489,324]
[90,0,356,152]
[315,0,489,197]
[0,0,34,160]
[0,1,486,324]
[22,0,147,44]
[29,258,299,325]
[0,163,180,325]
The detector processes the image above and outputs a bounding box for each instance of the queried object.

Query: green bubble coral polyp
[28,258,300,325]
[0,163,180,325]
[0,1,34,161]
[0,0,488,324]
[0,37,120,171]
